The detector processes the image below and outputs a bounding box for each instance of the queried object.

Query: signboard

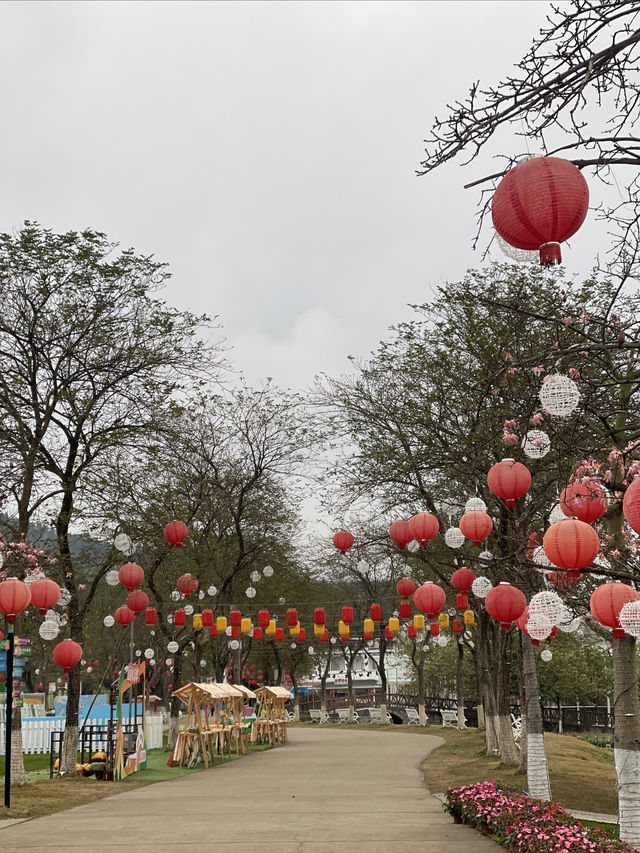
[113,662,147,781]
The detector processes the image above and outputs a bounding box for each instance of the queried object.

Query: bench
[369,707,392,724]
[440,709,466,728]
[405,707,421,726]
[511,713,522,745]
[336,708,359,724]
[309,709,322,723]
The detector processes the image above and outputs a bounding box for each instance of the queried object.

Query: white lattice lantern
[263,565,274,577]
[105,570,120,587]
[478,550,493,563]
[114,532,133,554]
[540,649,553,662]
[24,570,45,586]
[229,640,240,650]
[465,497,487,512]
[526,613,554,641]
[103,615,115,628]
[522,430,551,459]
[184,604,194,616]
[529,590,570,626]
[167,640,179,653]
[207,585,217,596]
[471,577,493,598]
[495,232,539,263]
[444,527,465,548]
[245,587,256,598]
[39,621,59,640]
[619,601,640,638]
[144,648,154,659]
[558,616,581,634]
[539,374,580,417]
[406,540,420,553]
[250,570,261,582]
[532,546,553,568]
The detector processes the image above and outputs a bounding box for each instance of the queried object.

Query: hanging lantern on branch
[399,600,411,619]
[29,579,60,615]
[163,520,188,547]
[396,578,415,599]
[118,563,144,592]
[258,610,271,627]
[464,497,487,512]
[488,459,531,508]
[459,511,493,547]
[471,576,492,598]
[409,512,439,546]
[177,574,199,596]
[370,603,382,622]
[491,156,589,266]
[333,530,354,554]
[560,478,608,523]
[389,520,414,550]
[174,609,186,627]
[286,609,298,627]
[623,477,640,535]
[342,606,354,624]
[590,582,640,638]
[543,518,599,579]
[314,608,326,625]
[444,527,465,548]
[413,614,425,631]
[126,590,149,614]
[522,430,551,459]
[114,605,136,628]
[145,607,157,625]
[485,583,526,629]
[413,582,446,619]
[539,374,580,418]
[53,639,83,673]
[388,617,399,634]
[618,601,640,638]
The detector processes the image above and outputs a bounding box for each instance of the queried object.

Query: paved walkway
[0,728,502,853]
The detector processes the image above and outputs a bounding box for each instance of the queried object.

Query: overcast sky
[0,0,599,392]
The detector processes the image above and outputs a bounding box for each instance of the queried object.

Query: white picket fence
[0,714,163,755]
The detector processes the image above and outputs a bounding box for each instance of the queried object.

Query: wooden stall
[171,682,236,767]
[252,685,292,746]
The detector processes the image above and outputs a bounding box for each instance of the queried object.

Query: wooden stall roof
[254,685,293,701]
[172,682,234,702]
[232,684,258,700]
[215,682,246,699]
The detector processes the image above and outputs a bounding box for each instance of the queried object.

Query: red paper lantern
[399,600,411,619]
[560,478,608,523]
[209,625,218,638]
[342,606,354,624]
[163,520,188,547]
[396,578,416,599]
[258,609,271,627]
[201,609,214,627]
[145,607,157,625]
[370,603,383,622]
[53,639,83,672]
[333,530,354,554]
[298,628,306,642]
[413,583,446,619]
[485,583,526,629]
[543,519,599,569]
[491,156,589,266]
[389,520,414,549]
[114,605,135,628]
[487,460,532,508]
[0,579,31,623]
[409,512,439,546]
[623,477,640,535]
[451,567,476,592]
[384,626,394,640]
[286,609,298,627]
[252,627,263,640]
[126,590,149,613]
[118,562,144,591]
[319,629,329,643]
[456,592,468,611]
[452,619,463,634]
[229,610,242,627]
[275,627,284,641]
[176,573,199,595]
[313,608,326,625]
[232,626,241,638]
[590,583,640,638]
[174,609,186,627]
[364,633,373,642]
[29,579,60,615]
[429,622,440,636]
[459,511,493,547]
[407,624,417,638]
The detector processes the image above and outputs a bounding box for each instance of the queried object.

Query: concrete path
[1,728,502,852]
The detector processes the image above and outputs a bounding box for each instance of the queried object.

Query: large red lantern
[176,573,199,595]
[314,608,325,625]
[459,511,493,547]
[491,156,589,266]
[118,562,144,591]
[0,579,31,623]
[114,605,135,628]
[53,639,83,672]
[145,607,157,625]
[389,520,414,549]
[451,567,476,592]
[370,603,383,622]
[487,459,532,508]
[29,578,60,615]
[543,519,599,574]
[409,512,439,546]
[560,478,608,523]
[333,530,354,554]
[413,582,446,619]
[258,609,271,628]
[163,520,188,547]
[623,477,640,535]
[590,583,640,638]
[126,590,149,613]
[396,578,416,599]
[485,583,526,629]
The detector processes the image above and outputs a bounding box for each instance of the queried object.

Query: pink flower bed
[445,781,634,853]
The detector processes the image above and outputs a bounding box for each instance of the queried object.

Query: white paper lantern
[167,640,179,653]
[522,430,551,459]
[263,565,274,577]
[444,527,465,548]
[478,550,493,563]
[471,576,493,598]
[422,644,429,652]
[436,634,448,647]
[144,648,154,659]
[290,642,297,649]
[150,659,155,666]
[198,590,205,600]
[540,649,553,662]
[46,609,61,624]
[114,532,133,554]
[529,591,570,626]
[356,560,370,572]
[278,597,286,605]
[308,646,315,655]
[207,585,217,596]
[245,587,256,598]
[134,649,141,657]
[39,621,59,640]
[102,615,115,628]
[250,570,261,582]
[619,601,640,637]
[81,659,86,666]
[539,374,580,417]
[171,590,181,601]
[184,604,194,616]
[406,539,420,553]
[330,636,337,644]
[229,639,240,650]
[166,657,173,666]
[150,630,155,636]
[465,497,487,512]
[105,570,120,587]
[226,626,232,636]
[87,666,93,673]
[199,659,207,667]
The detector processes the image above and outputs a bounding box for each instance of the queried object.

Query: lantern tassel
[539,242,562,266]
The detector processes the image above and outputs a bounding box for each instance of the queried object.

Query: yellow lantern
[290,622,301,637]
[413,614,425,631]
[464,609,475,627]
[338,620,350,637]
[388,617,399,634]
[192,614,203,631]
[438,612,450,629]
[314,623,324,636]
[241,617,252,634]
[216,616,227,633]
[363,618,374,635]
[266,619,276,636]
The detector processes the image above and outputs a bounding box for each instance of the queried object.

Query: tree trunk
[347,661,355,722]
[494,629,519,766]
[60,665,80,775]
[456,640,465,729]
[473,650,485,730]
[378,643,389,724]
[168,655,183,752]
[10,707,26,786]
[320,674,328,724]
[613,634,640,848]
[417,662,426,725]
[521,637,550,800]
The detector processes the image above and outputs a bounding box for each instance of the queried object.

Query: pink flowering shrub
[444,781,633,853]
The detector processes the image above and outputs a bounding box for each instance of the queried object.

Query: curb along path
[3,728,503,853]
